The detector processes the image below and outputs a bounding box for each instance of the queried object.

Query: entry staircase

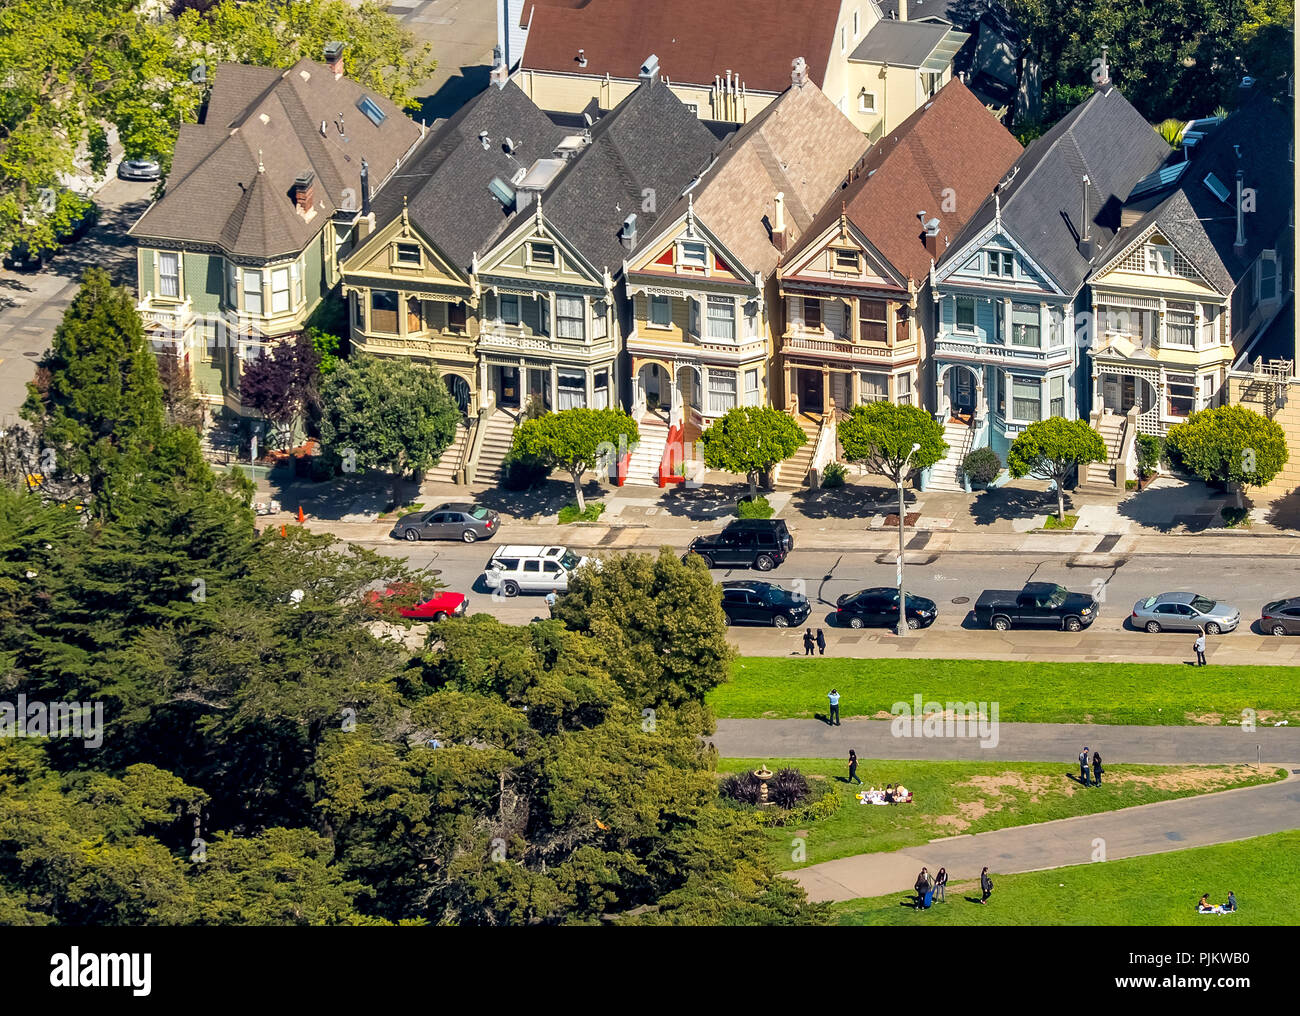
[624,417,670,486]
[775,414,821,489]
[927,419,974,492]
[470,409,518,484]
[425,420,470,484]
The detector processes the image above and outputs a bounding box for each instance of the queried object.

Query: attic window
[1203,173,1230,203]
[356,95,387,127]
[680,242,707,270]
[395,242,421,265]
[834,249,860,270]
[529,242,556,267]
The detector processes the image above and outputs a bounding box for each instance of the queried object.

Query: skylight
[356,95,386,127]
[1203,173,1230,203]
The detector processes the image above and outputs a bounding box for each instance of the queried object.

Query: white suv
[483,545,591,596]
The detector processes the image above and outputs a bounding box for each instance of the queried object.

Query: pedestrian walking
[848,748,861,784]
[1078,746,1091,786]
[979,866,993,905]
[914,867,934,909]
[545,588,558,616]
[934,867,948,904]
[815,628,826,655]
[827,688,841,726]
[803,628,816,656]
[1092,750,1103,786]
[1194,626,1207,667]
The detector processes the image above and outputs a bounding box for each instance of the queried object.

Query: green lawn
[711,657,1300,725]
[834,830,1300,926]
[719,758,1282,870]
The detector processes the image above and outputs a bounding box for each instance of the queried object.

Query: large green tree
[512,408,639,512]
[837,402,948,487]
[1007,417,1108,520]
[319,356,460,503]
[1165,403,1288,502]
[698,406,807,497]
[553,548,734,715]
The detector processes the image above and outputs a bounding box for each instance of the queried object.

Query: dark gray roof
[850,19,958,67]
[1095,94,1294,295]
[130,60,422,260]
[1237,295,1295,368]
[527,78,721,276]
[369,81,566,275]
[943,85,1171,294]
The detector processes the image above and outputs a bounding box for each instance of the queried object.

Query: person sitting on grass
[894,783,911,803]
[1224,892,1237,913]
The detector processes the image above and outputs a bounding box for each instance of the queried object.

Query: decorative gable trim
[1091,222,1219,293]
[936,216,1067,296]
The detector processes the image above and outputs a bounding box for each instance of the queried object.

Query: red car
[366,584,468,621]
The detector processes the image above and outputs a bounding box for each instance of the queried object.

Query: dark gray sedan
[1260,597,1300,636]
[1131,592,1240,634]
[390,502,499,543]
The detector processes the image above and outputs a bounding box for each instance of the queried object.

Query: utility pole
[897,442,920,636]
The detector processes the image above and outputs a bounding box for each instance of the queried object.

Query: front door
[498,366,520,409]
[798,369,824,414]
[527,368,550,410]
[954,371,975,414]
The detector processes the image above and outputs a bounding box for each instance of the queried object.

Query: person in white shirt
[827,688,840,726]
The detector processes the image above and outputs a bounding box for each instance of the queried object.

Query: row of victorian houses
[129,41,1294,493]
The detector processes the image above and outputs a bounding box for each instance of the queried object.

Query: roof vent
[480,130,490,150]
[577,49,588,68]
[504,137,516,154]
[639,54,660,85]
[620,213,638,249]
[923,217,940,236]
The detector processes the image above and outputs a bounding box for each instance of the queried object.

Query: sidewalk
[791,768,1300,903]
[710,719,1300,764]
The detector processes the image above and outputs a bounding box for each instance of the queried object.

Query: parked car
[56,200,100,243]
[3,239,54,272]
[1131,592,1240,634]
[974,582,1099,632]
[390,502,499,543]
[365,584,468,621]
[685,520,791,571]
[835,587,937,629]
[1260,596,1300,636]
[483,545,591,596]
[720,581,810,628]
[118,158,162,181]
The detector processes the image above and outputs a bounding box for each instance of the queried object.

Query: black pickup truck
[973,582,1099,632]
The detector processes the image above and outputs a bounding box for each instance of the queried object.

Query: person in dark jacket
[847,749,861,784]
[815,628,826,655]
[979,867,993,904]
[1092,750,1103,786]
[1078,746,1091,785]
[803,628,816,656]
[914,867,933,909]
[934,867,948,903]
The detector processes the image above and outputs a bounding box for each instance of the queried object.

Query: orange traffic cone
[297,505,306,523]
[280,524,287,537]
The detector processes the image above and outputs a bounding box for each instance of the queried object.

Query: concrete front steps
[927,419,974,492]
[471,409,517,484]
[775,414,821,489]
[624,417,669,486]
[1081,411,1125,491]
[425,419,470,484]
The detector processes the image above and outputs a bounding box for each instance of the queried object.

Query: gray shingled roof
[943,85,1171,294]
[850,19,959,67]
[530,78,721,276]
[368,81,567,275]
[130,60,422,260]
[1095,93,1294,295]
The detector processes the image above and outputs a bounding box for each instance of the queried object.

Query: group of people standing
[913,866,991,909]
[1077,746,1104,786]
[803,628,826,656]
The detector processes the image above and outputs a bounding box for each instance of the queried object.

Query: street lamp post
[897,442,921,636]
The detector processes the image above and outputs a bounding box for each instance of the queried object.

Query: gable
[782,219,901,288]
[937,224,1063,295]
[343,213,466,287]
[1092,224,1219,295]
[478,210,599,285]
[625,210,750,284]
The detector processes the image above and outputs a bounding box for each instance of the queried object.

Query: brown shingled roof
[788,78,1021,284]
[521,0,844,93]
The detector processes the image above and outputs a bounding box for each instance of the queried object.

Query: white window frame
[1011,375,1042,423]
[649,293,672,328]
[270,267,290,314]
[679,241,708,271]
[159,251,180,299]
[706,295,735,341]
[592,299,609,340]
[834,248,860,271]
[744,368,760,406]
[707,368,737,415]
[394,242,422,267]
[1146,244,1175,275]
[1049,374,1066,418]
[744,301,759,338]
[243,269,263,316]
[894,371,913,406]
[988,250,1014,277]
[955,296,976,334]
[858,89,877,114]
[556,294,584,340]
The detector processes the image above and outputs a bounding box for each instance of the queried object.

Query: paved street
[350,537,1300,662]
[791,769,1300,903]
[0,177,151,422]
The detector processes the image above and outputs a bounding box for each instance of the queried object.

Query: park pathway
[791,768,1300,902]
[712,719,1300,764]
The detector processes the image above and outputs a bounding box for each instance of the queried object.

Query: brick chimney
[294,171,315,213]
[324,42,345,79]
[921,213,941,257]
[490,44,508,89]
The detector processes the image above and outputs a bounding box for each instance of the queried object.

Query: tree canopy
[1165,404,1288,496]
[1007,417,1108,519]
[837,402,948,484]
[512,408,639,511]
[697,406,807,497]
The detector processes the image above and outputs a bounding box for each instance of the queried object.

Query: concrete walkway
[792,768,1300,902]
[712,719,1300,764]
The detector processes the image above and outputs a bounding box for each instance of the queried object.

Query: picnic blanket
[1197,905,1235,915]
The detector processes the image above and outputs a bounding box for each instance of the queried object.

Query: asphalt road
[358,539,1300,643]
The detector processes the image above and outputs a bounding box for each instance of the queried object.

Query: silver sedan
[1131,592,1241,634]
[117,159,162,181]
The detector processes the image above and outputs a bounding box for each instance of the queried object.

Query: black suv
[721,581,810,628]
[686,519,792,571]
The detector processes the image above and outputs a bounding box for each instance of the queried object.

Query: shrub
[961,446,1002,485]
[1221,506,1250,527]
[756,786,840,827]
[769,767,811,809]
[1125,479,1138,491]
[737,495,773,519]
[719,771,762,805]
[500,450,549,490]
[821,461,847,488]
[1136,434,1163,479]
[557,501,605,524]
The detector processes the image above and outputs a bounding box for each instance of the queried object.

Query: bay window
[447,300,467,333]
[1201,304,1220,345]
[291,261,302,305]
[557,371,586,410]
[1049,375,1065,418]
[803,297,822,330]
[706,296,735,340]
[500,293,520,325]
[1012,375,1041,421]
[688,298,701,338]
[593,371,610,409]
[243,269,263,315]
[744,301,758,338]
[1165,302,1196,347]
[592,300,608,339]
[955,296,975,333]
[708,369,737,414]
[895,372,913,405]
[370,289,397,333]
[352,292,364,329]
[895,306,910,346]
[859,299,887,343]
[226,263,238,307]
[271,267,290,314]
[860,372,888,402]
[1010,302,1040,347]
[744,368,760,406]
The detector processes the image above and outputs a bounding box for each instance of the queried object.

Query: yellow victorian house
[621,59,867,481]
[1087,93,1293,444]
